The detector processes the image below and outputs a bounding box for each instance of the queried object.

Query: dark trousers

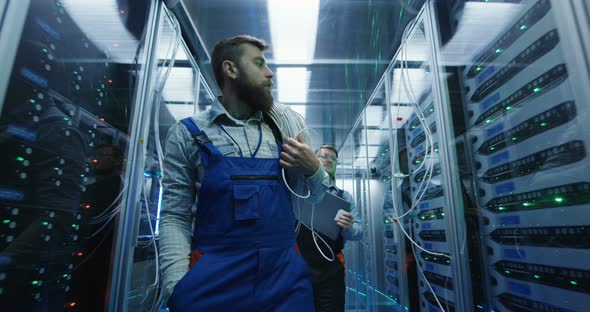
[308,261,346,312]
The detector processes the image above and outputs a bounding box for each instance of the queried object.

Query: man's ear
[222,60,239,80]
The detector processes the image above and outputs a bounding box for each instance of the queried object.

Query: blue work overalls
[168,117,315,312]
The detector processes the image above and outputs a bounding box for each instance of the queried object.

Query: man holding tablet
[296,145,363,312]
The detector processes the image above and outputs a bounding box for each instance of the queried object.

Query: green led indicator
[96,88,101,92]
[496,48,503,54]
[73,71,78,75]
[506,106,512,110]
[80,174,85,177]
[42,222,48,226]
[32,280,39,285]
[511,137,518,141]
[541,122,547,127]
[415,160,422,164]
[71,224,77,228]
[520,25,528,30]
[533,87,542,93]
[505,270,510,274]
[63,117,69,121]
[430,108,434,112]
[16,157,24,162]
[434,148,439,153]
[56,2,62,7]
[2,220,10,224]
[42,48,48,53]
[485,119,493,124]
[29,99,36,104]
[570,280,578,286]
[498,206,506,211]
[523,202,532,207]
[441,212,445,216]
[53,167,59,171]
[534,274,540,279]
[476,66,482,72]
[554,197,564,203]
[490,147,496,151]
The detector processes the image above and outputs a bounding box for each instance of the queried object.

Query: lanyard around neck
[216,120,263,158]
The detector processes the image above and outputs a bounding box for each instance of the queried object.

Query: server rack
[458,0,590,311]
[0,0,156,311]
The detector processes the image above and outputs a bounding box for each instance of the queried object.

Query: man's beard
[234,76,274,114]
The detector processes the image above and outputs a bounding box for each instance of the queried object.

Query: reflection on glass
[439,0,590,311]
[0,0,151,310]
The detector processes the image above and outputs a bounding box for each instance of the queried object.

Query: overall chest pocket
[233,184,260,221]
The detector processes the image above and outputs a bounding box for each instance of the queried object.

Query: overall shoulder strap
[263,113,283,143]
[180,117,215,166]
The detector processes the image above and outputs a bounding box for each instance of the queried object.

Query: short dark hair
[211,35,269,89]
[316,145,338,158]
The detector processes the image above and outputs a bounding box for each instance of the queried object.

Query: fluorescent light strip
[277,67,310,104]
[267,0,320,64]
[268,0,320,113]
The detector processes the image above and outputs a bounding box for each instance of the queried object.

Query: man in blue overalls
[159,35,329,311]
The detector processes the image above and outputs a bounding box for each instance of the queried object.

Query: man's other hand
[335,210,353,230]
[280,134,320,176]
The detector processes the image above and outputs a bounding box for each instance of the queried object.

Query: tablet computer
[296,191,351,240]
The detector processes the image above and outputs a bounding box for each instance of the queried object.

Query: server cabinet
[339,2,471,311]
[0,0,155,311]
[434,0,590,311]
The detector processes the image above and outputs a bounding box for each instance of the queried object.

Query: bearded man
[158,35,330,312]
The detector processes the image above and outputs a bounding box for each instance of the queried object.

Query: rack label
[422,222,432,229]
[504,248,527,259]
[507,281,531,296]
[413,127,423,137]
[477,65,496,84]
[419,202,429,209]
[416,144,425,153]
[491,151,510,165]
[426,264,434,271]
[500,215,520,225]
[0,188,24,201]
[20,67,48,88]
[35,17,61,40]
[495,182,515,194]
[0,255,11,265]
[481,92,501,111]
[425,243,433,249]
[486,122,504,138]
[7,124,37,142]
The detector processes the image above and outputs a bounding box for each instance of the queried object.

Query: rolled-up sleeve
[158,123,196,300]
[304,165,330,203]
